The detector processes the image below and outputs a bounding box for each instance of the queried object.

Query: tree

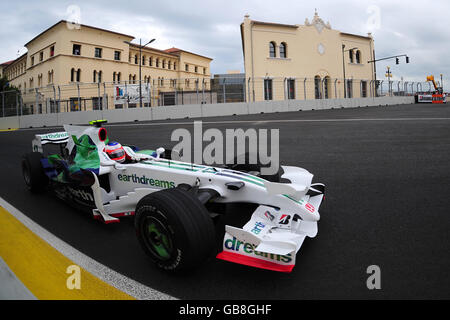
[0,76,20,117]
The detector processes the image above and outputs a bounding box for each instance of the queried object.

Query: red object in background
[432,94,444,104]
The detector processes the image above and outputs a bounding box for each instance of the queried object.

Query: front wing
[217,202,320,273]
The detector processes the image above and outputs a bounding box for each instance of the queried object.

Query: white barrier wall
[0,96,415,130]
[0,116,20,130]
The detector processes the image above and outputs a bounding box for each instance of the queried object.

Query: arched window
[156,58,160,67]
[314,75,322,99]
[129,74,132,83]
[149,57,153,66]
[142,55,146,65]
[163,60,166,68]
[113,72,116,83]
[71,68,75,82]
[98,71,102,83]
[76,69,81,82]
[117,72,121,83]
[280,42,287,58]
[93,70,97,83]
[173,62,177,70]
[134,55,138,64]
[269,41,276,58]
[349,50,354,63]
[355,50,361,64]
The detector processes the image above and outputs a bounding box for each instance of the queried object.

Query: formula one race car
[22,120,325,273]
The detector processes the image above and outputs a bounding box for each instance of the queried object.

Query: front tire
[135,188,215,272]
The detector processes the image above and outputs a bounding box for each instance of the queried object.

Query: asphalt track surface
[1,103,449,299]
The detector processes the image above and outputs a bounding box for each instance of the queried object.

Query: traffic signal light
[396,58,399,65]
[406,56,410,63]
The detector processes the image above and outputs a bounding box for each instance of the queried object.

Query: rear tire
[135,188,216,272]
[22,152,48,193]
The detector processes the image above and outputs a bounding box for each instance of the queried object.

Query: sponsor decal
[305,203,315,213]
[251,222,266,235]
[417,95,433,103]
[224,236,292,263]
[118,173,175,189]
[67,187,94,202]
[279,214,291,225]
[264,211,275,221]
[40,132,69,140]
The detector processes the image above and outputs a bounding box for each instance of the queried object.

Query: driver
[104,141,126,163]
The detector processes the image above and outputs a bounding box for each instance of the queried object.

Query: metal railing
[0,77,432,118]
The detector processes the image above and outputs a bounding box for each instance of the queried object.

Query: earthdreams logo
[118,173,175,189]
[225,236,293,263]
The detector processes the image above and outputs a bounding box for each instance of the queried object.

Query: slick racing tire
[135,188,216,272]
[22,152,48,193]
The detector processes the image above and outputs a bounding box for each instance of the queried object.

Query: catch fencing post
[58,86,61,112]
[303,78,307,100]
[334,79,338,99]
[76,83,81,112]
[20,92,23,116]
[103,82,107,110]
[247,78,251,103]
[196,79,199,104]
[35,88,39,114]
[15,91,19,117]
[1,91,4,117]
[97,82,101,110]
[53,85,56,113]
[202,79,205,104]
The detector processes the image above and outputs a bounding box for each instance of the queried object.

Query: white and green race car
[22,120,325,273]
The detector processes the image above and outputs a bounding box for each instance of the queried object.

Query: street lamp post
[124,38,155,108]
[342,45,358,98]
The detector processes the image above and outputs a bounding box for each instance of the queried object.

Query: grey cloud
[0,0,449,83]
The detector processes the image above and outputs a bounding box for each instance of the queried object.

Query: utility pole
[124,38,155,108]
[342,45,358,98]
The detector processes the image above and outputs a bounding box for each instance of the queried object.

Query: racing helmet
[104,141,126,163]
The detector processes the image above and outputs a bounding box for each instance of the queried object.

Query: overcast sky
[1,0,449,85]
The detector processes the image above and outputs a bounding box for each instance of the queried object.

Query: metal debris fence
[0,77,434,118]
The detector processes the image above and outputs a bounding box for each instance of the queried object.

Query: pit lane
[1,103,449,299]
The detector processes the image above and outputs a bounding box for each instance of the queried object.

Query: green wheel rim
[143,216,173,261]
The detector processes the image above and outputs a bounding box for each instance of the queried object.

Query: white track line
[105,117,450,126]
[12,116,450,132]
[0,196,176,300]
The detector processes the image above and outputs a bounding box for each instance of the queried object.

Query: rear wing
[32,131,69,153]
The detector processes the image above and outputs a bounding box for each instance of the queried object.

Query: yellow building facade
[3,20,212,112]
[241,12,376,101]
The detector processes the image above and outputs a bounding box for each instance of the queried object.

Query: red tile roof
[0,60,14,66]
